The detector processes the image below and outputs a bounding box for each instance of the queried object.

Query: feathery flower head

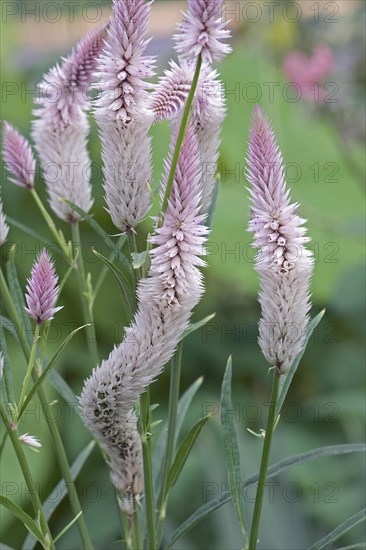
[174,0,232,63]
[0,199,9,246]
[246,105,314,374]
[25,249,63,324]
[32,29,103,222]
[19,433,42,449]
[2,123,36,189]
[95,0,155,123]
[35,27,106,130]
[247,105,312,273]
[148,126,208,306]
[80,127,208,510]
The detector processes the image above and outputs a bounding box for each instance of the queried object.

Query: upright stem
[158,342,183,534]
[71,222,99,367]
[18,323,40,408]
[139,390,156,549]
[249,370,280,550]
[30,189,71,263]
[0,273,94,549]
[0,404,55,550]
[160,55,202,215]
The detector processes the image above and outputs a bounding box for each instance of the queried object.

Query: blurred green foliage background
[0,1,365,549]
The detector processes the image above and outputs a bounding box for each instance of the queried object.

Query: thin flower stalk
[246,105,314,375]
[246,106,314,549]
[80,127,208,516]
[94,0,155,233]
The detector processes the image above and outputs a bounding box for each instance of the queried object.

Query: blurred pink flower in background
[283,45,334,102]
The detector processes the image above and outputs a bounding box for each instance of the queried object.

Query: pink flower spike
[174,0,232,63]
[24,249,63,324]
[246,106,314,374]
[2,122,36,189]
[19,433,42,449]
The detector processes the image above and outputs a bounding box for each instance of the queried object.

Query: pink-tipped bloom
[95,0,155,123]
[32,28,105,222]
[283,45,334,103]
[95,0,155,232]
[2,123,36,189]
[150,60,226,213]
[80,127,208,511]
[247,106,314,374]
[174,0,232,63]
[24,249,63,324]
[19,433,42,449]
[0,199,9,246]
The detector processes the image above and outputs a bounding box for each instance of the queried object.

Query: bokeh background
[0,1,365,549]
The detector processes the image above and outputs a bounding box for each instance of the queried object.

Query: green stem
[160,55,202,216]
[139,390,156,549]
[131,506,142,550]
[18,323,40,408]
[34,380,95,550]
[31,189,71,263]
[127,231,140,290]
[71,222,99,368]
[158,342,183,535]
[249,370,281,550]
[0,273,94,549]
[0,404,55,550]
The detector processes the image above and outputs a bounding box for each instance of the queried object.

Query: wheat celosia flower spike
[174,0,232,63]
[94,0,155,233]
[246,105,314,375]
[150,60,226,213]
[2,123,36,189]
[32,28,105,223]
[24,249,63,324]
[0,199,9,246]
[80,127,208,512]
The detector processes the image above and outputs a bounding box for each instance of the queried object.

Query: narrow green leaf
[7,217,47,243]
[6,256,32,348]
[0,317,18,340]
[308,508,366,550]
[19,324,90,418]
[153,377,204,492]
[53,512,83,543]
[0,321,15,404]
[183,313,216,339]
[47,370,79,416]
[275,309,326,418]
[166,443,366,548]
[61,199,131,270]
[94,236,127,298]
[0,496,44,546]
[0,543,16,550]
[165,414,210,498]
[220,357,247,544]
[92,249,134,315]
[23,441,95,550]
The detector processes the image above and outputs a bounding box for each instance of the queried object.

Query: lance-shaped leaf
[166,443,366,548]
[221,356,247,545]
[308,508,366,550]
[0,496,44,547]
[183,313,216,339]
